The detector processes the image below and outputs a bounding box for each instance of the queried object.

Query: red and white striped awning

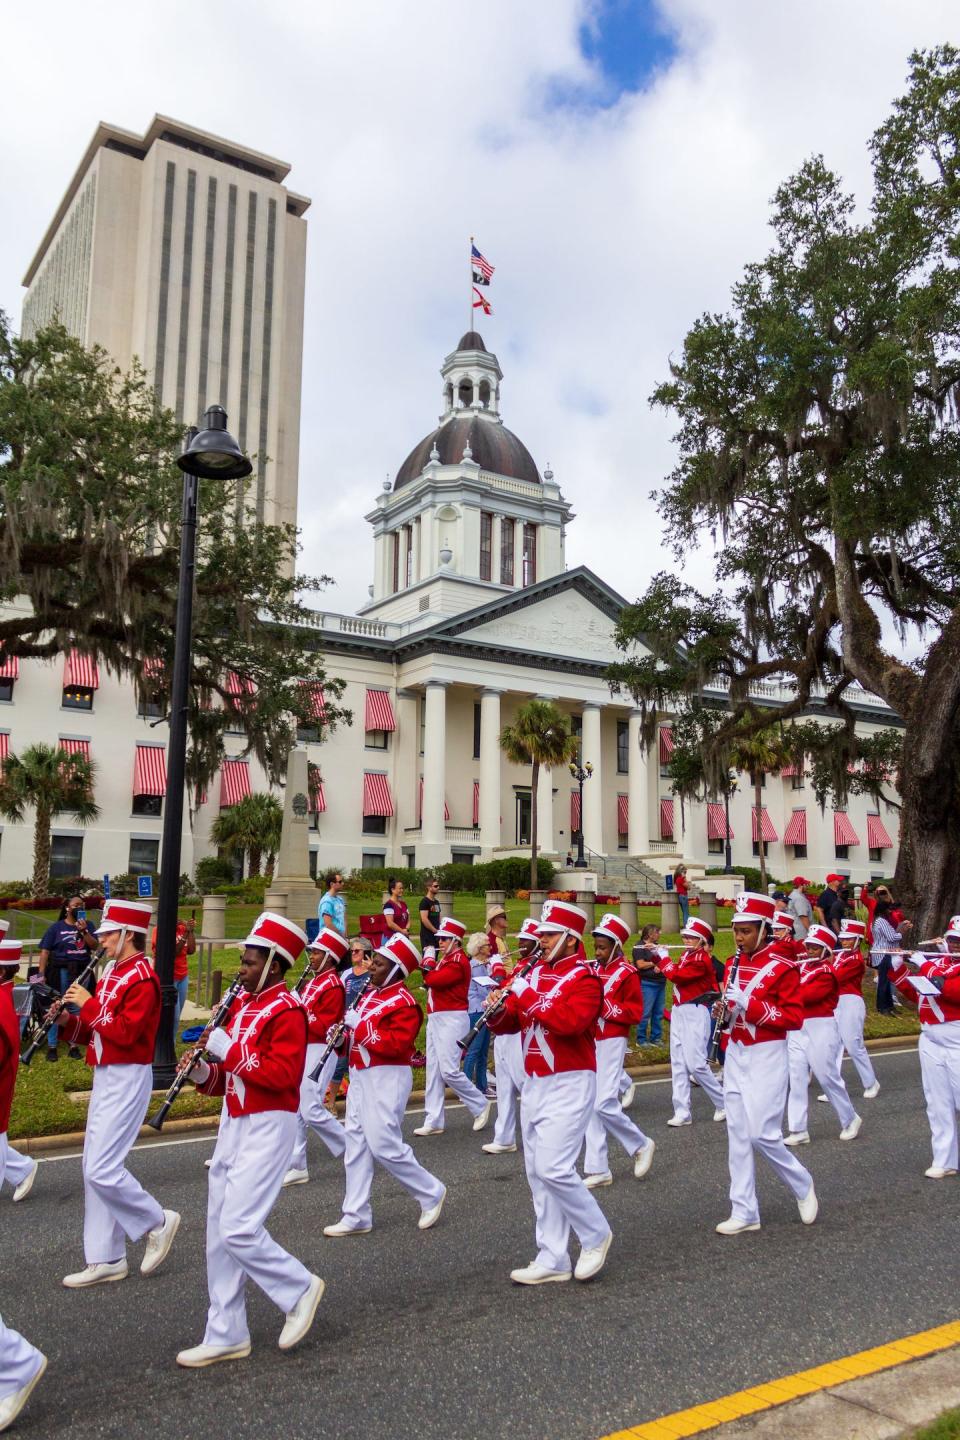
[659,726,674,764]
[133,743,167,797]
[472,781,480,827]
[418,777,449,821]
[195,786,208,807]
[707,802,733,840]
[833,811,860,846]
[226,670,255,697]
[365,689,396,732]
[866,813,893,849]
[301,682,326,722]
[783,809,807,846]
[571,790,582,831]
[781,762,799,778]
[751,806,778,843]
[363,771,394,818]
[309,772,327,814]
[64,650,100,690]
[219,758,251,808]
[59,738,90,759]
[617,793,629,833]
[0,733,9,762]
[143,657,165,679]
[660,797,674,838]
[0,652,19,681]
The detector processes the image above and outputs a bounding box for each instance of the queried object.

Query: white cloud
[1,0,955,614]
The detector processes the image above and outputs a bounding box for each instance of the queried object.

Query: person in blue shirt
[37,896,97,1061]
[318,872,346,937]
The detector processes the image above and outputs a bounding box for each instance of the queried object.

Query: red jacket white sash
[659,949,716,1006]
[891,955,960,1026]
[723,944,803,1046]
[196,982,307,1116]
[300,969,346,1043]
[797,961,839,1019]
[60,954,160,1066]
[346,981,422,1069]
[422,949,471,1013]
[0,983,19,1133]
[487,957,603,1076]
[594,958,644,1039]
[832,949,867,998]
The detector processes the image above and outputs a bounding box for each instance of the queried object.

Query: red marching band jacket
[196,982,307,1117]
[595,958,644,1040]
[891,955,960,1026]
[832,948,867,997]
[722,943,804,1047]
[797,961,839,1019]
[659,949,716,1006]
[487,956,603,1076]
[0,983,19,1134]
[421,948,471,1013]
[300,968,346,1043]
[343,981,422,1070]
[59,955,160,1066]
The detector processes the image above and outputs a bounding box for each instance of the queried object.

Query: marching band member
[283,928,348,1187]
[829,919,880,1099]
[324,932,447,1236]
[714,892,819,1234]
[659,918,726,1127]
[178,912,324,1367]
[487,900,613,1285]
[57,899,180,1288]
[413,917,492,1138]
[483,918,540,1155]
[889,917,960,1179]
[0,942,37,1204]
[771,914,806,964]
[783,925,861,1147]
[582,914,655,1188]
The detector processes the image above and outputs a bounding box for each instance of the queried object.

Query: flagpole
[469,234,473,334]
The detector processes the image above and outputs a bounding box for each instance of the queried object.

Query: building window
[365,729,389,751]
[616,720,629,774]
[473,702,481,760]
[132,795,163,818]
[308,850,318,880]
[419,698,425,756]
[480,512,493,581]
[297,723,320,743]
[791,772,804,790]
[62,686,94,712]
[618,829,628,851]
[500,518,514,584]
[404,525,413,587]
[128,838,160,875]
[451,850,475,866]
[0,680,13,703]
[752,840,768,857]
[362,851,386,869]
[391,531,400,593]
[835,844,850,860]
[571,713,582,765]
[749,771,767,789]
[515,791,532,846]
[869,846,883,863]
[792,843,808,859]
[137,694,164,719]
[522,523,537,585]
[50,835,83,880]
[362,814,388,835]
[708,837,724,854]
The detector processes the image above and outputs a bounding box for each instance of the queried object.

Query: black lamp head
[177,405,253,481]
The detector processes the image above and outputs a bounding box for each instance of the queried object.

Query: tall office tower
[21,115,310,531]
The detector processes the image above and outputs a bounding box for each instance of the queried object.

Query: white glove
[325,1024,340,1043]
[191,1058,211,1084]
[342,1007,361,1030]
[510,975,533,998]
[724,985,747,1011]
[205,1027,231,1061]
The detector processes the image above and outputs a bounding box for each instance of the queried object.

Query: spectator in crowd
[673,865,690,926]
[815,874,846,934]
[871,898,913,1016]
[318,871,346,936]
[419,877,442,961]
[462,932,496,1098]
[330,937,372,1103]
[150,914,197,1027]
[633,923,667,1047]
[382,877,409,936]
[37,896,98,1061]
[787,877,813,939]
[486,904,510,966]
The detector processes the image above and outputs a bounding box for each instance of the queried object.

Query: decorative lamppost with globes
[723,770,738,875]
[152,406,252,1089]
[568,759,594,869]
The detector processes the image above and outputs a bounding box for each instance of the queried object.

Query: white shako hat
[242,911,308,971]
[539,899,588,936]
[95,899,154,936]
[838,919,867,943]
[514,918,542,942]
[681,916,714,945]
[435,917,468,942]
[805,924,837,953]
[0,939,22,969]
[376,932,421,977]
[309,928,351,966]
[731,891,777,926]
[0,918,9,939]
[592,913,631,949]
[943,916,960,942]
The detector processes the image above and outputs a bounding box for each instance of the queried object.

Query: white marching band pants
[1,1142,33,1190]
[492,1032,525,1147]
[787,1017,856,1133]
[918,1022,960,1172]
[204,1110,312,1348]
[290,1043,346,1172]
[82,1064,164,1264]
[520,1070,611,1274]
[669,1004,726,1121]
[340,1066,445,1228]
[834,993,878,1091]
[0,1134,44,1401]
[724,1041,814,1225]
[584,1038,651,1174]
[422,1011,487,1129]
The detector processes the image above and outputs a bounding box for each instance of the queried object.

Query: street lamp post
[568,759,594,869]
[152,406,252,1090]
[723,770,737,875]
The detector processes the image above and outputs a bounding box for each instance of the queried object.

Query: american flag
[471,243,494,285]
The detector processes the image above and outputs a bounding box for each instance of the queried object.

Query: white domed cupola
[441,331,502,421]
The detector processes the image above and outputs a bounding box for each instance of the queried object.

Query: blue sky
[571,0,679,105]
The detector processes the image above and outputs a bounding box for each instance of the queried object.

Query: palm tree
[500,700,579,888]
[728,720,791,890]
[210,792,283,878]
[0,743,99,896]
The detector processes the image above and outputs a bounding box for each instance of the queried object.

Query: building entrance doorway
[515,791,531,846]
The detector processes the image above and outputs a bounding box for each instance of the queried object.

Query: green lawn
[912,1409,960,1439]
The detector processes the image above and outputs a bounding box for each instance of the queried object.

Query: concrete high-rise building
[21,115,310,531]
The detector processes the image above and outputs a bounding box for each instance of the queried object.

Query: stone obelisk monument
[269,745,319,929]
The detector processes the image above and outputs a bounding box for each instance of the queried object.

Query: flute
[21,946,105,1066]
[146,974,245,1132]
[309,977,373,1083]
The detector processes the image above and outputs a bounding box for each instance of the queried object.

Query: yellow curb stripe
[600,1319,960,1440]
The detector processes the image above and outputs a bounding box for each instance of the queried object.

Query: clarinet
[709,948,742,1063]
[293,954,315,996]
[457,954,539,1053]
[308,976,372,1083]
[20,946,104,1066]
[146,975,245,1132]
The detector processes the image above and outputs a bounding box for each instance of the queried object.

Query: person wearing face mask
[37,894,98,1061]
[413,918,492,1138]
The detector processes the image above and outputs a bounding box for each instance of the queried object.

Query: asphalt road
[3,1047,957,1440]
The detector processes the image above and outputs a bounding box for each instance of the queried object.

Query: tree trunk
[529,760,539,890]
[248,845,262,878]
[755,781,766,890]
[33,801,51,897]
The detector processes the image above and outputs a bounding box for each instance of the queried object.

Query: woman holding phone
[37,896,98,1061]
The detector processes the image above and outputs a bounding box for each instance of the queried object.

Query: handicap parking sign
[137,875,153,898]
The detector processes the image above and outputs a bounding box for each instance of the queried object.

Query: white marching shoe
[839,1115,862,1141]
[584,1171,613,1189]
[621,1079,636,1109]
[574,1230,612,1282]
[713,1108,726,1122]
[279,1274,325,1351]
[418,1186,447,1230]
[715,1217,761,1235]
[666,1114,692,1127]
[481,1141,517,1154]
[783,1131,810,1147]
[863,1081,880,1099]
[510,1262,571,1285]
[63,1259,128,1288]
[12,1158,39,1203]
[472,1100,493,1132]
[141,1209,181,1276]
[798,1184,819,1225]
[816,1093,829,1103]
[323,1219,372,1236]
[412,1125,443,1137]
[924,1166,958,1179]
[176,1341,251,1369]
[633,1139,656,1179]
[282,1168,309,1187]
[0,1353,46,1433]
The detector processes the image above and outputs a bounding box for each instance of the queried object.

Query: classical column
[682,796,704,864]
[536,771,554,858]
[421,681,447,853]
[581,703,603,857]
[627,709,649,856]
[478,688,502,856]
